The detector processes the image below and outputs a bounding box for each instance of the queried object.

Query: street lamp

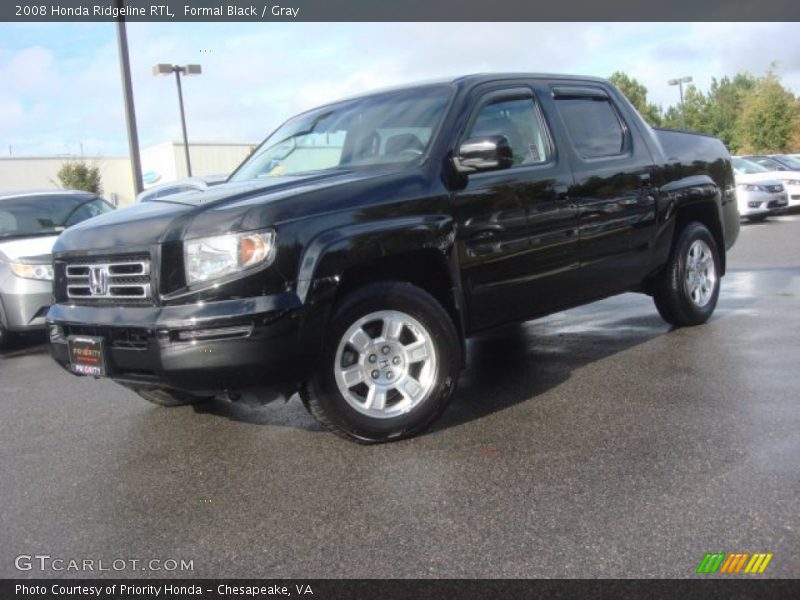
[153,63,202,176]
[668,76,693,130]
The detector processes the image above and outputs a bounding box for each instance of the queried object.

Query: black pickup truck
[48,74,739,442]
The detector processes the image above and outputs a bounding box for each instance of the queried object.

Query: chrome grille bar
[65,260,151,301]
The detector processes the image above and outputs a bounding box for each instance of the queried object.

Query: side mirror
[453,135,514,173]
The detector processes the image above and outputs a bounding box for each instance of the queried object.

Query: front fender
[296,215,456,303]
[291,215,462,369]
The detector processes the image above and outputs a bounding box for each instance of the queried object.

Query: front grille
[62,325,151,350]
[63,254,152,305]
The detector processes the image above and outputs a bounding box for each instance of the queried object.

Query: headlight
[10,262,53,281]
[782,179,800,186]
[737,183,763,192]
[184,229,276,285]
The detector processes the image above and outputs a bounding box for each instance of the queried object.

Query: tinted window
[555,97,625,158]
[0,194,110,240]
[467,97,551,166]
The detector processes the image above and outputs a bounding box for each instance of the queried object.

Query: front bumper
[47,292,308,397]
[737,189,788,217]
[0,274,52,331]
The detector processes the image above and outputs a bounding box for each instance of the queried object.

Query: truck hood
[53,167,424,254]
[0,234,59,262]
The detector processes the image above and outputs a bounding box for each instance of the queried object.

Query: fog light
[49,324,64,342]
[176,324,254,342]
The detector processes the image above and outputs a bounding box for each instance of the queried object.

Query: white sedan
[739,154,800,209]
[732,158,789,222]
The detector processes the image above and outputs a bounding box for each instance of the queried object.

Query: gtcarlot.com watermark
[15,554,194,573]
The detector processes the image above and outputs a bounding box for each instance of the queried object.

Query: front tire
[653,221,721,326]
[301,281,460,443]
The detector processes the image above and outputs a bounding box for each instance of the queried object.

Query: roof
[344,72,607,99]
[289,73,609,121]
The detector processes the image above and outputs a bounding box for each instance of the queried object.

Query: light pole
[116,0,143,195]
[668,76,693,130]
[153,63,202,177]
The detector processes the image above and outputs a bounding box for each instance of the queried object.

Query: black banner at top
[2,0,800,22]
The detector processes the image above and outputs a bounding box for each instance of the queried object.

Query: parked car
[0,190,113,347]
[732,158,789,221]
[135,175,227,203]
[735,155,800,211]
[47,74,739,442]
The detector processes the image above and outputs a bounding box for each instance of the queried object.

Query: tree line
[609,67,800,154]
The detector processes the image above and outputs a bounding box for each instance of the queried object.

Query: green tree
[662,84,708,132]
[56,160,102,195]
[734,70,800,153]
[608,71,662,126]
[704,74,757,152]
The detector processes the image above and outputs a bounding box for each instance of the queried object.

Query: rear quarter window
[555,97,626,159]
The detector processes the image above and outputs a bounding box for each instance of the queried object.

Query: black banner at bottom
[2,579,798,600]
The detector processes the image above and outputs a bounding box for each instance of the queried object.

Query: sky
[1,22,799,157]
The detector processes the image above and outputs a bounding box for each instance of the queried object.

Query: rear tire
[301,281,460,443]
[653,222,721,327]
[133,388,213,407]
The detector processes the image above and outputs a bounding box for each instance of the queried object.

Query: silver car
[0,190,113,347]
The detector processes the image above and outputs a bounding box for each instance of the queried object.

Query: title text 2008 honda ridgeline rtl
[48,74,739,442]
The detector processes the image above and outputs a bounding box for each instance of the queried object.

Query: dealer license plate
[68,336,107,377]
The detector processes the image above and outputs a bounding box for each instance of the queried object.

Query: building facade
[0,142,256,206]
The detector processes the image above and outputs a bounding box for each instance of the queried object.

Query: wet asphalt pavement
[1,216,798,579]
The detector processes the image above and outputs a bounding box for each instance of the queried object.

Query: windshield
[732,158,769,174]
[775,155,800,170]
[0,194,112,240]
[231,85,452,181]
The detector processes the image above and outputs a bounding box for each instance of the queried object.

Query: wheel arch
[673,199,726,276]
[297,216,466,366]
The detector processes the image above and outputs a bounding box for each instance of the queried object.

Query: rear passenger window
[555,97,625,159]
[467,97,551,167]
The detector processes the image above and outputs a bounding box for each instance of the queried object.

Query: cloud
[0,22,799,157]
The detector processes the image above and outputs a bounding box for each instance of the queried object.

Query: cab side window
[467,97,552,167]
